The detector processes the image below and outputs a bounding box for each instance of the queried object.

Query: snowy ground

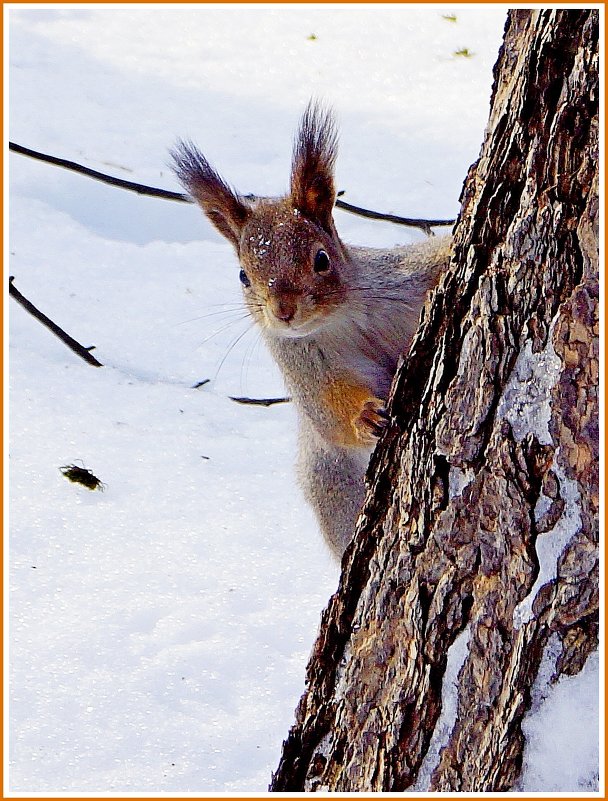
[6,5,599,795]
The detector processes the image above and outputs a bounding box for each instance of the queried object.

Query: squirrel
[172,102,452,560]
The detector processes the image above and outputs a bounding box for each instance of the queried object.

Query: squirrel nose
[272,296,297,323]
[268,278,298,323]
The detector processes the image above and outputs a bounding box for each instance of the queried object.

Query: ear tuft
[171,139,249,249]
[290,101,338,232]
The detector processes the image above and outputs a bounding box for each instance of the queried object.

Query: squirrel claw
[357,399,390,442]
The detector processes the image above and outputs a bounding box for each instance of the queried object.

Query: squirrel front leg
[321,379,389,448]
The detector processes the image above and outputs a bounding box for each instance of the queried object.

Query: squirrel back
[172,102,451,556]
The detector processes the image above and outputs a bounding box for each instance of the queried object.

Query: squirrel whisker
[196,313,253,349]
[213,319,258,383]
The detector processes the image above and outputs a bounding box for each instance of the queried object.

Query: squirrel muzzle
[267,278,298,324]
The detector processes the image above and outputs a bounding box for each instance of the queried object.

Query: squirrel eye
[239,269,251,288]
[314,249,330,273]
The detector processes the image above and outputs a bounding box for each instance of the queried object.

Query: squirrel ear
[171,140,250,250]
[290,101,338,233]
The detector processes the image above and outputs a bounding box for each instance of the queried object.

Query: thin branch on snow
[9,276,104,367]
[334,198,454,236]
[9,142,190,203]
[9,141,456,234]
[229,395,290,407]
[9,277,290,399]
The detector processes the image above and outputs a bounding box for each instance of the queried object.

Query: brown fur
[171,139,250,248]
[290,102,338,233]
[318,380,384,447]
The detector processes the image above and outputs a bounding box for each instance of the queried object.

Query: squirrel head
[172,102,351,338]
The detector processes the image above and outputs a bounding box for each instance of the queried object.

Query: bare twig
[9,141,456,232]
[334,198,455,235]
[9,142,190,203]
[9,276,103,367]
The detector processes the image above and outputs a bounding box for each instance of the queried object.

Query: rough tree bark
[271,9,599,793]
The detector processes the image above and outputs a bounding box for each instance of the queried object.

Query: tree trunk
[271,8,599,793]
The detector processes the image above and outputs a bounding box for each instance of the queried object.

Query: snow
[6,4,599,795]
[518,637,601,793]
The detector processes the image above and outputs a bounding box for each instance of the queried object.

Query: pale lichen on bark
[410,624,471,791]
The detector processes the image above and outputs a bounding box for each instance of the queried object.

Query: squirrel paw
[355,398,390,443]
